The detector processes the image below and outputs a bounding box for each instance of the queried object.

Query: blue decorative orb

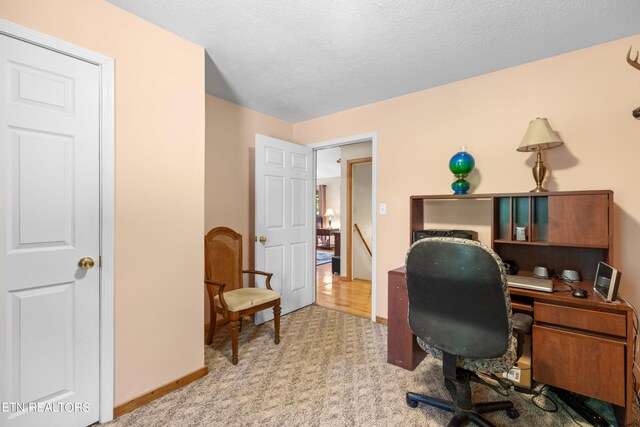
[449,150,475,176]
[451,178,470,195]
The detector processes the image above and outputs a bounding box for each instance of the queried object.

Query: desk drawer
[533,325,625,406]
[535,302,626,337]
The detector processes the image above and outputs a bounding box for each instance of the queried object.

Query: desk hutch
[387,190,635,425]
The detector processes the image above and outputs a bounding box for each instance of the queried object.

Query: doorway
[313,138,374,319]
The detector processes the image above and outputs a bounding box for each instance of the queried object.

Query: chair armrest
[205,280,228,316]
[243,270,274,290]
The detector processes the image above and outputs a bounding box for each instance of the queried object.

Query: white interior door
[255,134,314,324]
[0,34,100,426]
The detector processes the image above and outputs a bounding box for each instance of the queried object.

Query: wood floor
[315,261,371,318]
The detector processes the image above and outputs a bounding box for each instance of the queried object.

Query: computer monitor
[593,262,621,302]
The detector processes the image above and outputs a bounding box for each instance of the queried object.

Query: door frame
[309,132,377,322]
[0,20,115,423]
[346,157,372,281]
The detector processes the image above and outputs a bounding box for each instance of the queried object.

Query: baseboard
[375,316,388,325]
[113,366,208,418]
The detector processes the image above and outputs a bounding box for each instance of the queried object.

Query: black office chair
[405,237,531,427]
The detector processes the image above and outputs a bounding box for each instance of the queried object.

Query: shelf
[511,301,534,313]
[493,240,549,246]
[411,190,612,201]
[411,190,613,282]
[547,242,610,249]
[494,240,609,249]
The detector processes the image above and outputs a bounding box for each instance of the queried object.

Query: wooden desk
[387,267,635,426]
[316,228,340,256]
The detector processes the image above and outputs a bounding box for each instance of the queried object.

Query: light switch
[379,203,387,215]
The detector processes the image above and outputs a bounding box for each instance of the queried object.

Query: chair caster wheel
[506,408,519,419]
[406,396,419,408]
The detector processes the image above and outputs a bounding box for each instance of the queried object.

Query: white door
[0,34,100,426]
[255,134,314,324]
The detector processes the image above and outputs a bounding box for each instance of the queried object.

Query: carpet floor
[105,305,611,426]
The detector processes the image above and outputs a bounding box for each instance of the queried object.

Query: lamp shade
[517,118,563,152]
[324,208,334,217]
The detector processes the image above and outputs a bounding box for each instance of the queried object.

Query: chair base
[406,391,518,427]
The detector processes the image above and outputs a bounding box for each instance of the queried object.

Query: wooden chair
[205,227,281,365]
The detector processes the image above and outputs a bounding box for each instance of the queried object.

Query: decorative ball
[449,150,475,176]
[451,178,471,195]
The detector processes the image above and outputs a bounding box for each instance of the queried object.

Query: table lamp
[517,118,563,192]
[324,208,334,229]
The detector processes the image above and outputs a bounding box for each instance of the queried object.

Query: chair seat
[418,335,518,374]
[214,287,280,312]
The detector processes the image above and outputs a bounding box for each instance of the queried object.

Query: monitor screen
[594,262,621,302]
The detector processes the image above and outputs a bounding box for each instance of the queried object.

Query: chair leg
[406,392,454,413]
[453,374,473,410]
[474,400,514,414]
[273,304,281,345]
[466,412,496,427]
[230,319,240,365]
[206,312,216,345]
[408,366,515,427]
[447,413,467,427]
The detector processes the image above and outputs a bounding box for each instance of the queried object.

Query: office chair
[405,237,532,427]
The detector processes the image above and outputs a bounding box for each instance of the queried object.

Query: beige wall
[293,35,640,319]
[204,95,292,323]
[317,177,341,228]
[352,162,372,280]
[1,0,206,406]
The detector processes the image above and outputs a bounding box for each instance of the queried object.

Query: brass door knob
[258,235,267,245]
[78,256,95,270]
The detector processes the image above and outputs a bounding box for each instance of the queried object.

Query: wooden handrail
[354,223,372,257]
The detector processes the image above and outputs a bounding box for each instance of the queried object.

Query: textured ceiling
[107,1,640,122]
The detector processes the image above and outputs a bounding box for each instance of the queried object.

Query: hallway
[315,262,371,318]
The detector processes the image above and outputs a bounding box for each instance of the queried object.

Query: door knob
[78,256,95,270]
[259,235,267,245]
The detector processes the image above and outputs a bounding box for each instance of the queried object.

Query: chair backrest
[205,227,243,291]
[405,237,512,359]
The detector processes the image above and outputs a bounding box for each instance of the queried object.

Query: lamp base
[529,186,548,193]
[530,148,548,193]
[451,175,470,195]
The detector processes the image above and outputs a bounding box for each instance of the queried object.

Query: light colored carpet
[105,305,598,426]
